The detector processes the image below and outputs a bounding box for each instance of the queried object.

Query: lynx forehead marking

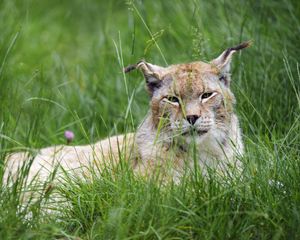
[167,62,220,98]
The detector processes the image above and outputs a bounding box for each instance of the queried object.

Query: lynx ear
[124,60,166,94]
[211,41,251,86]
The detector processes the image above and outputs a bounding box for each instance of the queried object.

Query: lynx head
[125,41,250,143]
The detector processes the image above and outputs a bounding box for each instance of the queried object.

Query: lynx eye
[165,95,180,104]
[163,95,182,106]
[201,92,213,99]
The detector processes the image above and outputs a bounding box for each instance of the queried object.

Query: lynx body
[4,42,250,183]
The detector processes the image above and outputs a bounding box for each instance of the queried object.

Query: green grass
[1,0,300,239]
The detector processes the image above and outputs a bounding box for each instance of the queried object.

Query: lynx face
[150,62,234,143]
[124,41,250,145]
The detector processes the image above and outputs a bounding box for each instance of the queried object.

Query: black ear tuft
[211,41,251,87]
[211,40,252,70]
[124,64,138,73]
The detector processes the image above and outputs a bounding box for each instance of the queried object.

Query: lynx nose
[186,115,199,125]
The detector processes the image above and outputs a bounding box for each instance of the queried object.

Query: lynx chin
[4,41,250,183]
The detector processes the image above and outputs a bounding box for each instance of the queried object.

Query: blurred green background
[1,0,299,150]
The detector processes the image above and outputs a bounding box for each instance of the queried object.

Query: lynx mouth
[182,128,208,136]
[197,130,208,135]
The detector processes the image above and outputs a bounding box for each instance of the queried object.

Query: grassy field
[1,0,300,239]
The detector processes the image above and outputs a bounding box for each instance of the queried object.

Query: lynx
[4,41,250,184]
